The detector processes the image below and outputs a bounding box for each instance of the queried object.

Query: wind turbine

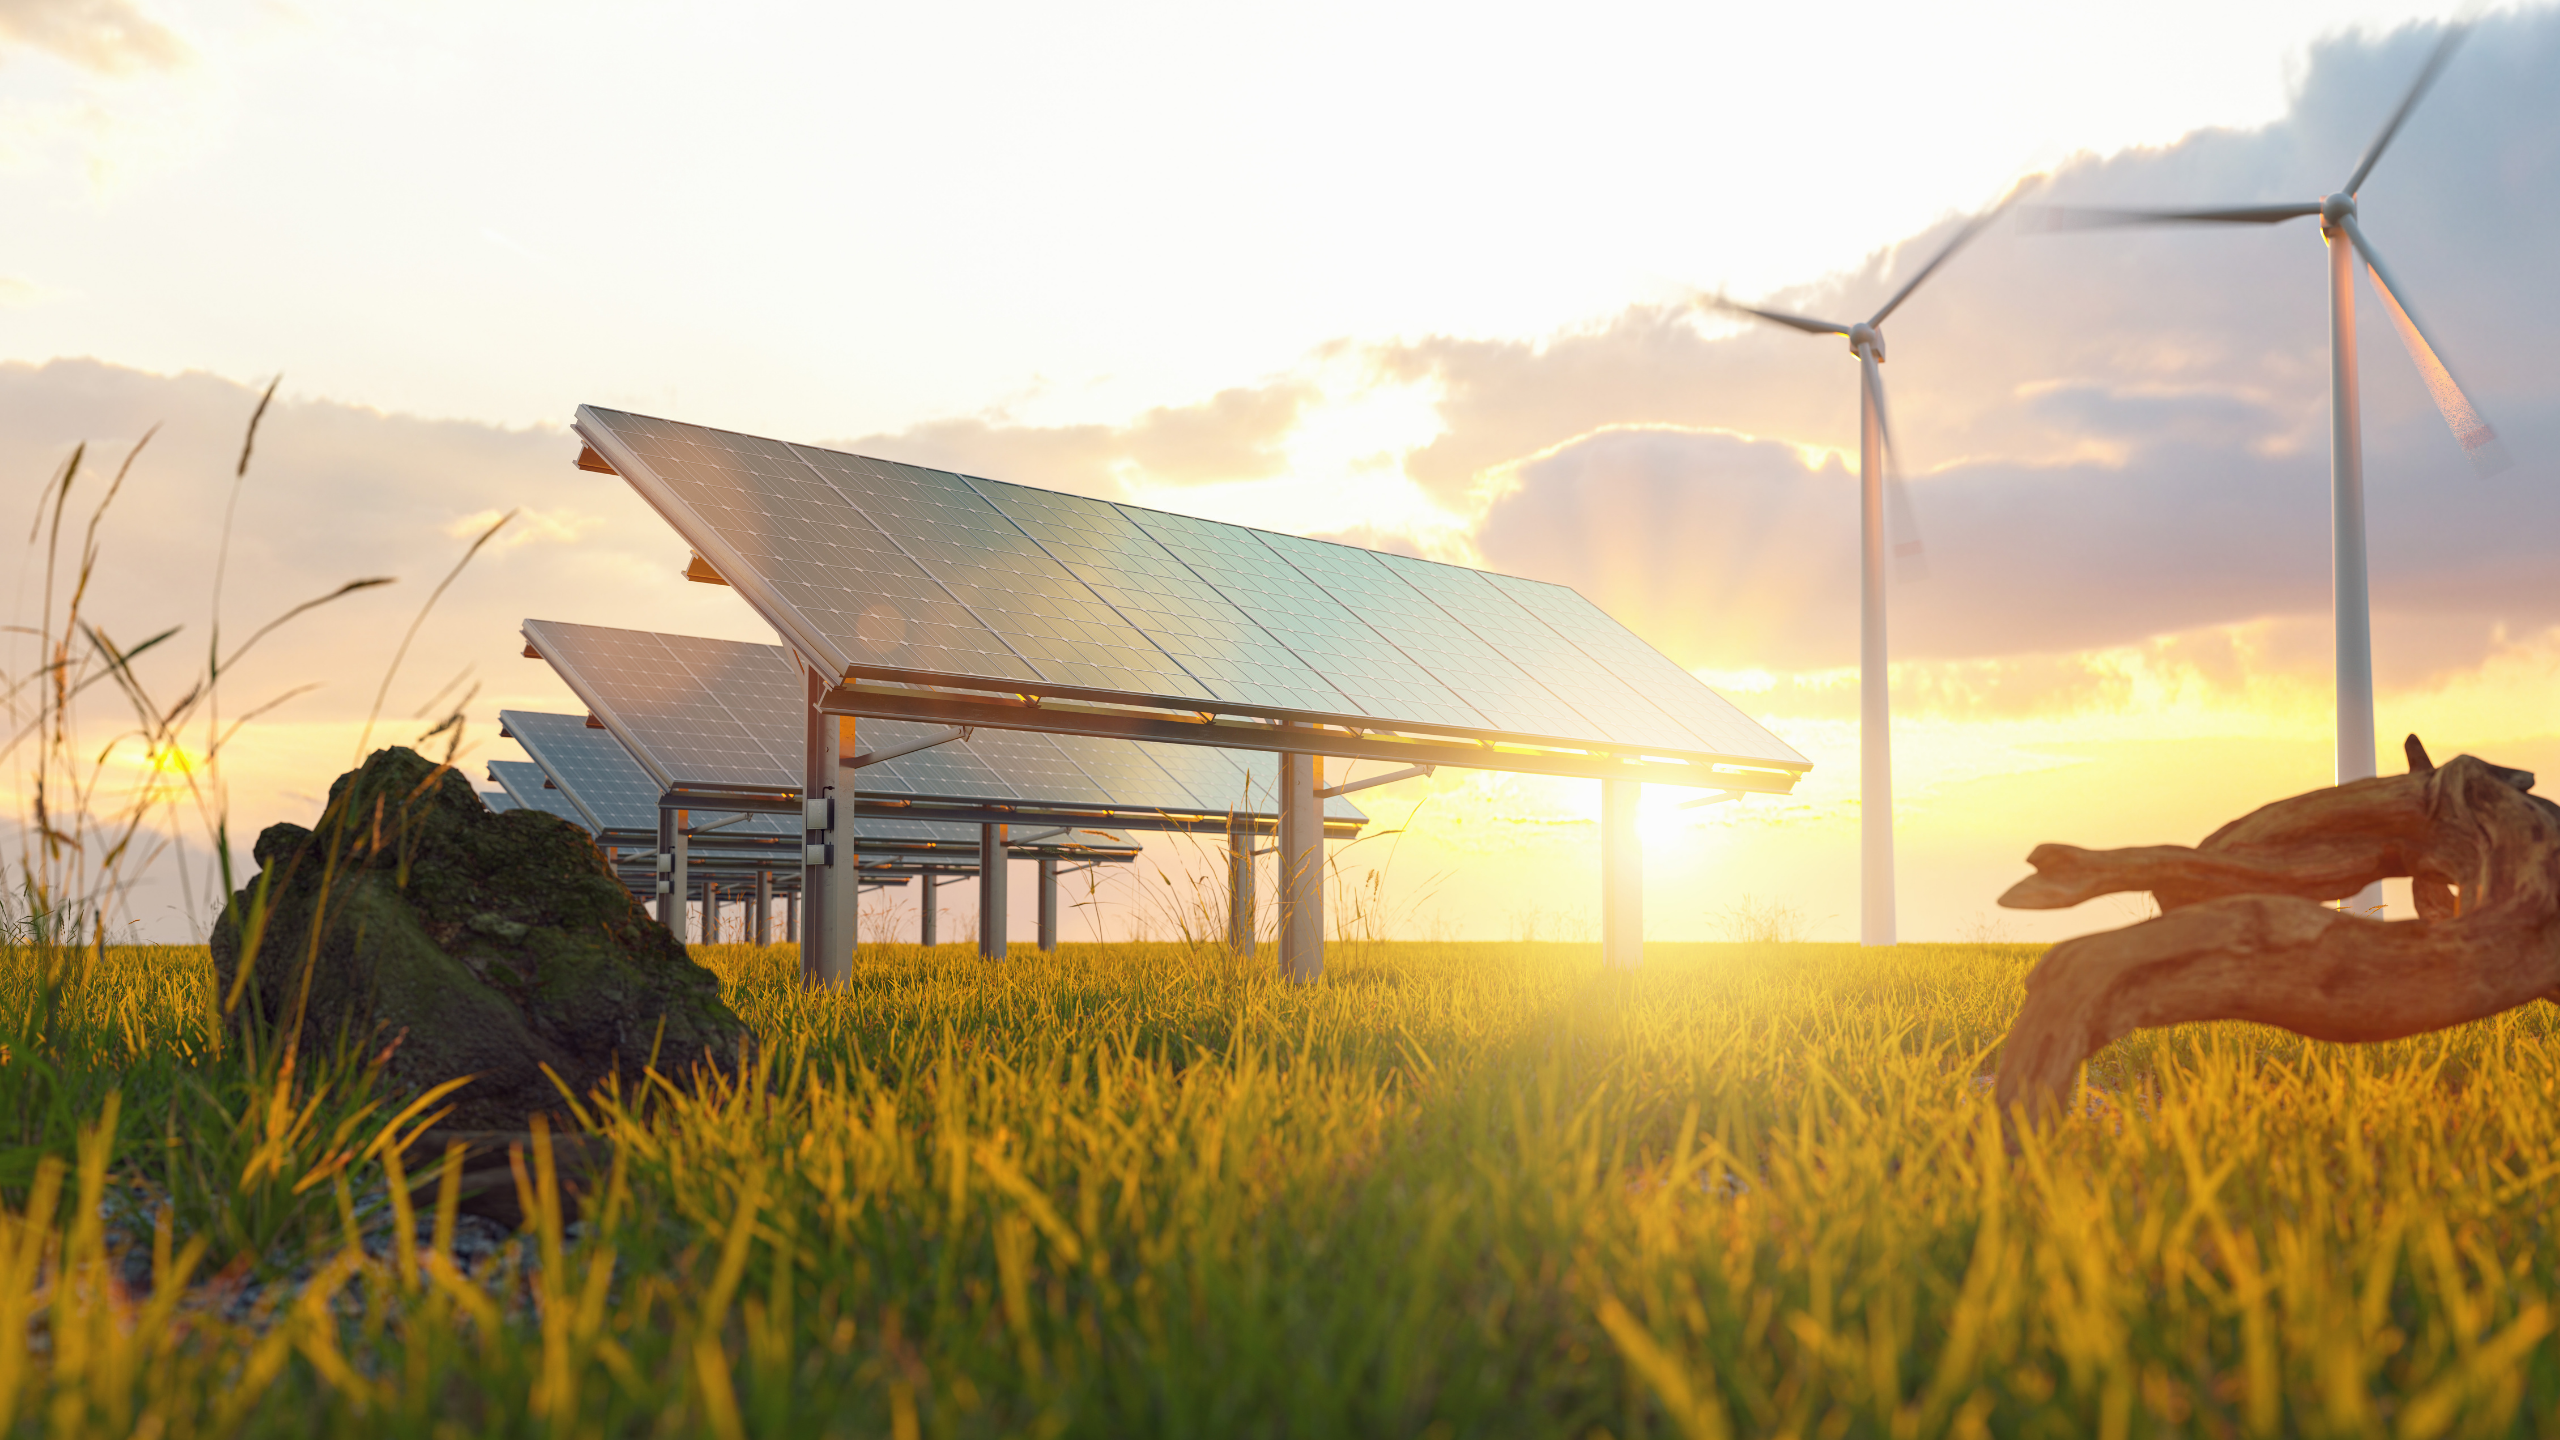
[1706,194,2016,947]
[2047,22,2509,910]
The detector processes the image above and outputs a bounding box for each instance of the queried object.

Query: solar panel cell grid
[487,760,592,829]
[1259,534,1604,742]
[1373,555,1708,753]
[594,409,1030,683]
[790,447,1205,697]
[961,478,1351,713]
[844,717,1021,801]
[1478,573,1810,765]
[1117,508,1488,729]
[945,728,1112,806]
[500,709,665,832]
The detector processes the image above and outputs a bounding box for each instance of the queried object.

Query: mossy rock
[210,746,743,1128]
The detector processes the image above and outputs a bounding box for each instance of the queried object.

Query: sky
[5,0,2554,945]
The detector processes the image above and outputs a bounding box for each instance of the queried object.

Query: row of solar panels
[576,407,1811,771]
[521,619,1367,827]
[482,707,1141,866]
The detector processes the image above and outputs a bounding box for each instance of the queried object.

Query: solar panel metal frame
[522,620,1370,837]
[572,406,1806,794]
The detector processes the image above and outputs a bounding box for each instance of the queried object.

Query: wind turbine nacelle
[1847,322,1885,361]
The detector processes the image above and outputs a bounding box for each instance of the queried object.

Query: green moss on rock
[210,746,744,1127]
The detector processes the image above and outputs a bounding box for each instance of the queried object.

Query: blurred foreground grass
[1,936,2557,1437]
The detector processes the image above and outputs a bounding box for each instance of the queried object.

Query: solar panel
[523,620,1367,823]
[959,476,1350,713]
[486,760,594,829]
[524,619,800,791]
[1116,506,1486,729]
[500,708,1113,852]
[499,709,667,832]
[479,790,518,813]
[1476,572,1810,766]
[1375,553,1706,754]
[1258,532,1599,740]
[574,406,1805,772]
[790,448,1211,699]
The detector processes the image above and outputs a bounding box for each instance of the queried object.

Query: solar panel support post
[978,824,1009,958]
[661,806,692,943]
[705,883,722,945]
[1226,810,1255,958]
[654,805,675,931]
[804,667,858,987]
[1037,857,1059,952]
[785,890,799,944]
[1279,742,1324,983]
[754,870,772,945]
[1601,779,1643,971]
[921,874,939,946]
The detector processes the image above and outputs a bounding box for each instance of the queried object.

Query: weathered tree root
[1993,741,2560,1124]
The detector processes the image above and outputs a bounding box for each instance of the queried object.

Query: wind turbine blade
[2031,201,2323,230]
[1862,353,1928,581]
[2339,216,2511,476]
[1867,186,2030,327]
[2345,22,2469,195]
[1700,293,1851,337]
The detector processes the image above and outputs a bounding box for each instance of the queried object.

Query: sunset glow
[2,0,2549,945]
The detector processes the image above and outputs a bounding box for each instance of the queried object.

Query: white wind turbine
[1707,194,2018,947]
[2049,22,2509,910]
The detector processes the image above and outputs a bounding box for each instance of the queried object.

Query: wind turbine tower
[2051,23,2509,910]
[1710,194,2017,946]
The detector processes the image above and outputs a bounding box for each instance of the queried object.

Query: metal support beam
[848,726,973,769]
[1227,809,1255,957]
[978,823,1009,959]
[1279,741,1324,983]
[1601,779,1643,971]
[804,667,859,986]
[921,874,939,946]
[821,682,1806,793]
[1315,763,1433,799]
[754,870,772,945]
[785,890,798,944]
[704,882,722,945]
[1037,857,1059,952]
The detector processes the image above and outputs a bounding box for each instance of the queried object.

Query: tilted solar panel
[500,709,666,832]
[486,760,594,829]
[1476,572,1809,766]
[573,406,1805,772]
[501,708,1067,850]
[1375,553,1708,754]
[790,448,1210,700]
[959,476,1350,713]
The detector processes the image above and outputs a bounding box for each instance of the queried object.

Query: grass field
[0,935,2556,1438]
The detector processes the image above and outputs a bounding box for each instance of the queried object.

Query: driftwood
[1994,737,2560,1121]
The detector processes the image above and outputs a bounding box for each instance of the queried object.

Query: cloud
[0,0,188,74]
[831,378,1314,500]
[1428,12,2560,689]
